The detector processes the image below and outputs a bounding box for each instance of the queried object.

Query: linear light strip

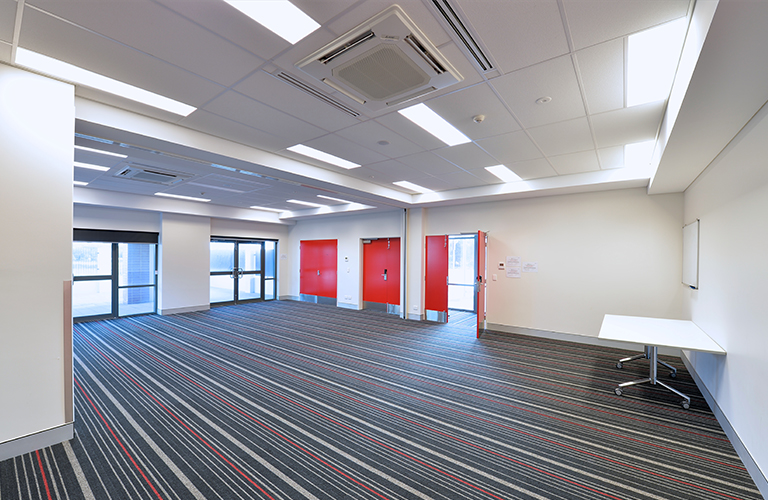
[398,103,470,147]
[287,199,327,208]
[287,144,360,169]
[74,161,110,172]
[393,180,433,193]
[74,145,127,158]
[15,48,196,116]
[155,192,210,202]
[485,165,522,183]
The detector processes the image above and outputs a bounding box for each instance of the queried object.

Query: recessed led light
[535,96,552,105]
[73,181,89,186]
[250,206,284,212]
[74,145,128,158]
[15,48,196,116]
[224,1,319,44]
[155,192,211,202]
[74,161,110,172]
[287,144,360,169]
[287,199,327,208]
[317,195,353,204]
[393,180,433,193]
[485,165,522,183]
[627,17,688,106]
[398,103,470,147]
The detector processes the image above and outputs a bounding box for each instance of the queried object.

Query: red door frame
[425,235,449,322]
[476,231,487,338]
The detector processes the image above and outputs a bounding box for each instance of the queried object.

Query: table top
[598,315,726,354]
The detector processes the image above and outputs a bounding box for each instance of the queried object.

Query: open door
[425,235,448,322]
[476,231,487,338]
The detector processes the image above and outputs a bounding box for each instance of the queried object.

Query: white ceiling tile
[0,40,10,64]
[336,121,424,159]
[290,0,357,27]
[427,83,521,141]
[598,146,625,169]
[180,110,292,152]
[548,150,600,175]
[234,71,361,132]
[563,0,690,50]
[575,38,625,114]
[491,55,586,128]
[434,143,498,170]
[28,0,264,87]
[437,170,487,189]
[476,130,543,164]
[203,91,327,145]
[301,133,389,166]
[398,152,463,176]
[591,100,665,148]
[376,112,447,150]
[20,7,225,107]
[455,0,569,73]
[0,1,15,44]
[528,117,594,157]
[326,1,452,46]
[367,159,421,181]
[506,158,558,180]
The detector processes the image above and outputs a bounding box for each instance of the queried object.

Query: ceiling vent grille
[430,0,494,72]
[114,164,190,185]
[295,5,462,113]
[274,72,360,117]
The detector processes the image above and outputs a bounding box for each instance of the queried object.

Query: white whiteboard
[682,219,699,289]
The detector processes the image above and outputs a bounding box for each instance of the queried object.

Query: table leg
[613,345,690,409]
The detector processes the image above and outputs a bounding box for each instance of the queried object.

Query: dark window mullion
[112,243,119,317]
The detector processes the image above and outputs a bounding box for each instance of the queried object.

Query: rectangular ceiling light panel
[393,180,433,193]
[398,103,470,146]
[627,17,688,107]
[225,0,319,44]
[485,165,522,182]
[287,144,360,169]
[15,48,196,117]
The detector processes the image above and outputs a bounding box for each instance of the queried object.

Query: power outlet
[412,305,418,311]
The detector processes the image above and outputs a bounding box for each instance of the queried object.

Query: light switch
[492,274,497,281]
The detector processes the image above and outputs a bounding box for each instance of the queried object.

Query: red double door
[300,239,337,299]
[425,231,487,338]
[362,238,400,309]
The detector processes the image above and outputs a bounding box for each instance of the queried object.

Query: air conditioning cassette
[295,5,462,112]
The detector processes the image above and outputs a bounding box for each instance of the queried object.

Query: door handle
[382,269,387,281]
[317,269,320,276]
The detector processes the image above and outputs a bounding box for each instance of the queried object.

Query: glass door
[210,239,277,305]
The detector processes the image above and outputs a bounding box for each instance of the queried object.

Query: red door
[363,238,400,307]
[476,231,487,338]
[425,235,448,322]
[300,239,337,299]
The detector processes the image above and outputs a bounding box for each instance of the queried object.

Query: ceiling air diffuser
[295,5,462,113]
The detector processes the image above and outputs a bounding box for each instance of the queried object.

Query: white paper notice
[506,256,521,268]
[522,262,538,273]
[506,267,521,278]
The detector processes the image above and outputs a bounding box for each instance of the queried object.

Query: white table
[598,315,726,409]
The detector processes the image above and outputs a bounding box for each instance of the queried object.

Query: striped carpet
[1,301,762,500]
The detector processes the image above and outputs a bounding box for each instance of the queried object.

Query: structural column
[0,65,74,460]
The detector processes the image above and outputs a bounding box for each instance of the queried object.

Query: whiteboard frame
[682,219,700,289]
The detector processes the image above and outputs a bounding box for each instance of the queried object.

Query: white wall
[683,102,768,486]
[158,213,211,314]
[74,205,161,232]
[0,66,74,450]
[425,188,684,336]
[288,211,403,307]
